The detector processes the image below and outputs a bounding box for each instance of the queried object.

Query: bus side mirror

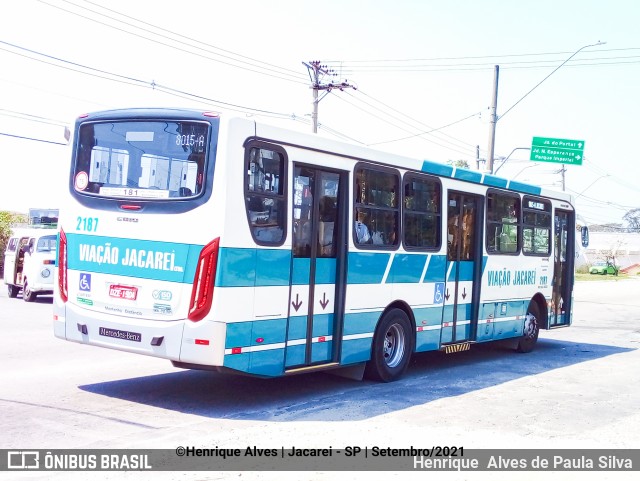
[581,226,589,248]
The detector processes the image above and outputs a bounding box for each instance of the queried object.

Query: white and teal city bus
[53,108,576,382]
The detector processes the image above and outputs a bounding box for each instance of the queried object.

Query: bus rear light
[188,238,220,322]
[120,204,142,210]
[58,229,68,303]
[202,111,219,118]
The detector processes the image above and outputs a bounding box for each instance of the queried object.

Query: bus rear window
[74,120,209,200]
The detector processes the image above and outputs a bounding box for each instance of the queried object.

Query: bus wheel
[365,309,413,382]
[517,302,540,353]
[8,285,19,298]
[23,282,37,303]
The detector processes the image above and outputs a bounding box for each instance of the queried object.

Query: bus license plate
[99,327,142,343]
[109,284,138,300]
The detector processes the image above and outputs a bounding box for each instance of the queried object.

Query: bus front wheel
[365,309,413,382]
[517,302,540,353]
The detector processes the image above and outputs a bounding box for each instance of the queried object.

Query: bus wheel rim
[523,313,537,339]
[383,324,405,368]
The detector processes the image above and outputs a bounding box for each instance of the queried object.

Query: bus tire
[23,282,37,303]
[517,301,540,353]
[365,309,413,382]
[8,285,19,298]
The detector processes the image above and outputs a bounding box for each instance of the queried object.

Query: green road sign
[530,136,585,165]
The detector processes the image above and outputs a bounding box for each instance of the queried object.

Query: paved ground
[1,277,639,481]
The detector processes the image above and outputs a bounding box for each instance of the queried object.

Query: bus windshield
[73,120,209,200]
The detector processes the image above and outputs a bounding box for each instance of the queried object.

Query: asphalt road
[1,278,639,481]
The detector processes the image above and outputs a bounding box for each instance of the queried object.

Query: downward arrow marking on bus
[445,288,450,301]
[319,293,329,310]
[462,288,467,300]
[292,294,303,312]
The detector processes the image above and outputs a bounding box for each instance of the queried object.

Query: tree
[447,159,470,169]
[623,208,640,232]
[0,211,27,276]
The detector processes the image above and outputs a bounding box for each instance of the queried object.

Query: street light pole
[493,147,531,175]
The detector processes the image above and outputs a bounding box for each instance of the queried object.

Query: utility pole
[488,42,604,176]
[303,60,356,133]
[486,65,499,174]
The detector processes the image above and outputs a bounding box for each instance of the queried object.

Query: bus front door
[550,209,574,327]
[442,192,482,346]
[286,165,346,370]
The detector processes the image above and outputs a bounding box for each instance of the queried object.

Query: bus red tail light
[58,229,68,303]
[188,238,220,322]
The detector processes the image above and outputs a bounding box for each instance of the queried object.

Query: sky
[1,0,639,227]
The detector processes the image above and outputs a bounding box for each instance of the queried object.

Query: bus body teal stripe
[217,247,255,287]
[482,174,508,189]
[224,349,285,377]
[388,254,426,283]
[415,329,440,352]
[217,247,291,287]
[347,252,390,284]
[65,232,201,283]
[413,306,445,325]
[256,249,291,285]
[454,169,483,183]
[421,160,454,177]
[340,338,371,364]
[225,318,287,348]
[447,260,474,282]
[292,257,311,285]
[508,180,542,195]
[424,255,447,282]
[315,258,337,284]
[343,311,380,336]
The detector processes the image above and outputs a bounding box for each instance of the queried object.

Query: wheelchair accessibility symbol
[79,273,92,292]
[433,282,445,304]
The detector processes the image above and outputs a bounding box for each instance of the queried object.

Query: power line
[0,109,68,127]
[356,89,480,150]
[367,111,481,147]
[79,0,305,80]
[0,132,67,145]
[326,47,640,64]
[37,0,307,85]
[329,93,475,158]
[0,41,297,119]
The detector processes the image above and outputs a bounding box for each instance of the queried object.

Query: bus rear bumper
[53,304,226,366]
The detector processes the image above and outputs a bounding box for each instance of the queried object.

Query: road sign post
[530,137,585,165]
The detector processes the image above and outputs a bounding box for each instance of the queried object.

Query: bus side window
[353,166,399,249]
[486,191,520,254]
[244,146,287,245]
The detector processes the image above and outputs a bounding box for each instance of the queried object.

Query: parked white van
[3,229,57,301]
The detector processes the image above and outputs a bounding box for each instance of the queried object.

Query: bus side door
[442,192,482,344]
[286,165,347,369]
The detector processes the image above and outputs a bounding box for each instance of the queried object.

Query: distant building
[28,208,59,228]
[578,231,640,269]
